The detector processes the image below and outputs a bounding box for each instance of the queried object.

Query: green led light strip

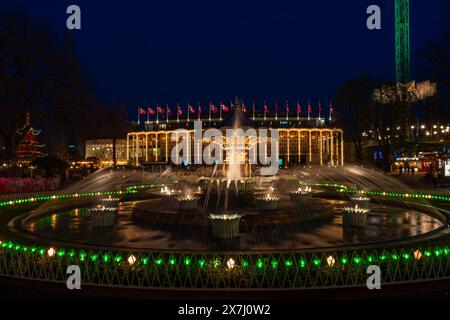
[0,190,135,207]
[0,239,449,270]
[315,183,450,203]
[0,184,160,207]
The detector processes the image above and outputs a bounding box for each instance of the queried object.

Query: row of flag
[137,101,334,124]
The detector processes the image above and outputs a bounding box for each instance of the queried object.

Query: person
[399,165,403,175]
[432,169,438,187]
[411,166,415,176]
[405,163,410,175]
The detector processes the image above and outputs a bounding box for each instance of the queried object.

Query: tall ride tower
[395,0,410,83]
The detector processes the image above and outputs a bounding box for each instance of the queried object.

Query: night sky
[1,0,448,116]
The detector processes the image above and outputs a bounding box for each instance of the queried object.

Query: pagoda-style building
[16,111,45,163]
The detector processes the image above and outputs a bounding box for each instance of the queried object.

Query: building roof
[217,98,257,129]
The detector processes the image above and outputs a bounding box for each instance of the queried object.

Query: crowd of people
[397,163,417,176]
[0,176,61,194]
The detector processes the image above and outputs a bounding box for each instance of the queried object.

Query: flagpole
[209,102,211,122]
[252,101,255,121]
[318,101,321,121]
[286,101,289,121]
[329,101,332,122]
[198,103,200,121]
[297,101,299,120]
[156,106,159,124]
[275,101,278,121]
[147,106,150,123]
[166,104,169,123]
[308,100,310,121]
[187,104,190,122]
[264,101,267,121]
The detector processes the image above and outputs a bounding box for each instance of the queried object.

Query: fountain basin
[88,207,117,228]
[209,214,241,239]
[342,206,369,228]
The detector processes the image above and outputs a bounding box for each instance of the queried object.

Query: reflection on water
[27,202,444,251]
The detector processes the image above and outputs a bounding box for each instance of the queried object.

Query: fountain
[255,191,280,212]
[349,196,371,209]
[209,213,241,238]
[176,194,199,212]
[342,205,370,228]
[99,196,121,206]
[290,186,313,201]
[160,185,181,198]
[88,206,117,228]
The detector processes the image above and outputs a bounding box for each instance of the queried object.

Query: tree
[334,76,413,170]
[371,82,412,170]
[419,14,450,118]
[31,155,68,178]
[0,10,54,157]
[0,10,97,160]
[97,102,132,168]
[333,76,379,161]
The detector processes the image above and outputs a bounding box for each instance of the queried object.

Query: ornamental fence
[0,242,449,290]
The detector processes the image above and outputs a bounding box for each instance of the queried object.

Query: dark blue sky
[1,0,448,115]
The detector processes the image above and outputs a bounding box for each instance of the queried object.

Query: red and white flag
[210,103,219,113]
[188,104,196,114]
[297,101,302,114]
[220,103,229,113]
[157,106,165,114]
[177,105,183,116]
[148,106,156,116]
[138,107,146,115]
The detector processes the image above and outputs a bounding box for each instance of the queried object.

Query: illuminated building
[126,100,344,168]
[85,139,127,166]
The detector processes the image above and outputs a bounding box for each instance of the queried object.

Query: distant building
[16,111,45,163]
[85,139,127,165]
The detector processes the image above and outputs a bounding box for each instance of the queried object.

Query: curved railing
[0,242,450,289]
